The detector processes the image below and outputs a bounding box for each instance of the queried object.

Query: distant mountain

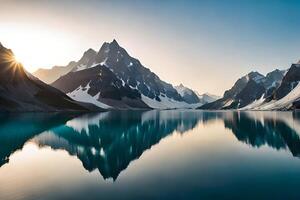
[175,84,219,106]
[52,64,149,109]
[48,40,200,109]
[0,42,94,112]
[33,62,76,84]
[196,92,220,104]
[200,70,285,110]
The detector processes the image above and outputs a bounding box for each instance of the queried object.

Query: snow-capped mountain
[47,40,200,109]
[0,43,94,112]
[92,40,189,109]
[200,70,285,110]
[52,64,149,109]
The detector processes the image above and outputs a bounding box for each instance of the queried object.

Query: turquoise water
[1,110,300,199]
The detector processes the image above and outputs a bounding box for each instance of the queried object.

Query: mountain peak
[246,71,264,82]
[247,71,262,76]
[80,48,97,61]
[110,39,119,47]
[86,48,96,53]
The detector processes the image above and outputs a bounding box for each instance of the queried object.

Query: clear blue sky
[1,0,300,95]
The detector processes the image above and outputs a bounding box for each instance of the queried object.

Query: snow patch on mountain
[67,84,111,109]
[239,94,265,110]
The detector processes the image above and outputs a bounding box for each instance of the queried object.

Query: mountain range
[200,63,300,110]
[35,40,218,109]
[1,38,300,112]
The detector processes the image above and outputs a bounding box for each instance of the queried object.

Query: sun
[11,54,21,64]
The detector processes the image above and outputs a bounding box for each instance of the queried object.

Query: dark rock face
[0,43,90,112]
[52,64,149,109]
[293,100,300,109]
[270,64,300,100]
[234,80,266,108]
[200,70,285,110]
[263,69,285,89]
[223,72,263,99]
[183,92,200,104]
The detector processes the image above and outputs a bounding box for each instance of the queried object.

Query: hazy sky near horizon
[1,0,300,95]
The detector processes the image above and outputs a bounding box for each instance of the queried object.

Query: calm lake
[1,110,300,200]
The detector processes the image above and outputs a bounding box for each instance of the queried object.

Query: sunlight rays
[0,46,23,81]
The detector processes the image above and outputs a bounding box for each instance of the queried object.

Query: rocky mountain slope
[0,42,94,112]
[52,64,149,109]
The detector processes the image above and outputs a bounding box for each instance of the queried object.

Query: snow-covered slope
[67,83,111,109]
[240,64,300,110]
[256,82,300,110]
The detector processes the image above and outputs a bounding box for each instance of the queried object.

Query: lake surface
[1,110,300,200]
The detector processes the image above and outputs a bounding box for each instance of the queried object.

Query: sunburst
[0,48,23,80]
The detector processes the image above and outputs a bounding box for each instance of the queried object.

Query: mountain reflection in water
[1,110,300,181]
